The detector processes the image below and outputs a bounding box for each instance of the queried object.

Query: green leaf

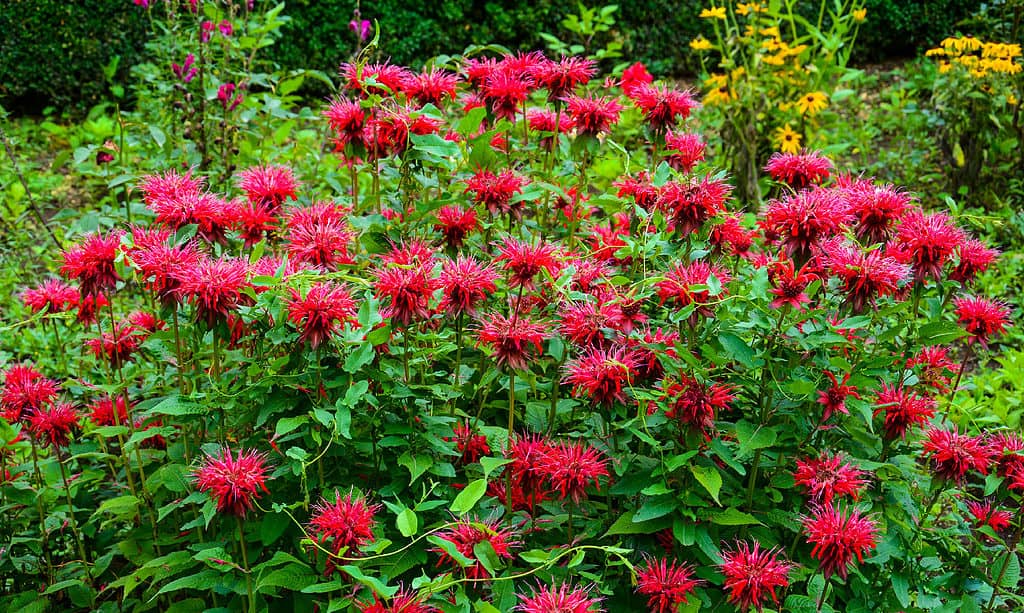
[479,456,513,478]
[396,508,418,537]
[917,321,967,345]
[633,496,677,522]
[892,573,910,608]
[256,563,317,592]
[997,552,1020,588]
[344,343,375,373]
[149,125,166,148]
[690,464,722,505]
[411,132,460,158]
[604,511,667,536]
[735,421,777,457]
[398,452,429,483]
[275,416,308,436]
[450,479,487,515]
[719,332,755,368]
[278,75,305,96]
[711,508,762,526]
[457,106,487,136]
[155,569,224,596]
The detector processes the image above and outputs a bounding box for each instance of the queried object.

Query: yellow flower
[703,74,733,105]
[690,36,713,51]
[737,2,765,15]
[760,26,781,38]
[852,8,867,22]
[699,6,727,19]
[938,60,952,74]
[925,47,946,57]
[1008,94,1018,106]
[763,53,786,66]
[773,124,802,154]
[796,91,828,116]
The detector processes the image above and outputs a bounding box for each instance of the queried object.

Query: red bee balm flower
[285,202,356,270]
[718,541,794,612]
[476,313,549,371]
[661,375,734,438]
[432,517,519,580]
[966,500,1012,533]
[174,258,251,327]
[21,279,79,314]
[843,181,912,244]
[358,588,439,613]
[891,209,964,283]
[27,401,79,448]
[663,131,706,173]
[768,258,816,310]
[515,583,604,613]
[87,395,130,427]
[433,205,479,249]
[629,83,698,132]
[60,230,125,296]
[822,239,909,313]
[635,557,701,613]
[802,504,879,579]
[537,440,609,504]
[438,257,498,317]
[446,422,491,465]
[760,188,849,261]
[497,239,561,290]
[288,282,358,348]
[817,371,860,421]
[793,452,867,504]
[406,68,459,107]
[950,238,998,284]
[531,56,597,100]
[953,296,1011,348]
[563,345,637,406]
[921,426,993,482]
[874,383,937,440]
[193,447,271,518]
[236,164,298,212]
[764,151,833,189]
[655,261,730,318]
[309,490,380,566]
[2,364,59,422]
[565,94,622,136]
[374,263,439,327]
[465,169,527,218]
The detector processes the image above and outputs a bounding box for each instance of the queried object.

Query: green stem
[238,516,255,613]
[57,448,93,590]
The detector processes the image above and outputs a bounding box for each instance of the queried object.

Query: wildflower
[463,57,501,90]
[658,175,732,235]
[175,258,251,327]
[527,109,574,136]
[699,6,727,19]
[506,434,555,496]
[323,97,366,151]
[358,587,438,613]
[565,94,623,136]
[796,91,828,116]
[339,61,413,98]
[773,124,802,154]
[60,230,125,296]
[966,500,1012,533]
[531,56,597,100]
[86,395,130,427]
[139,169,205,208]
[629,84,698,132]
[844,182,912,244]
[86,321,143,368]
[27,402,79,449]
[950,238,999,284]
[515,583,604,613]
[21,279,79,314]
[564,346,637,407]
[447,422,491,465]
[767,258,815,310]
[635,557,701,613]
[432,517,519,579]
[309,490,380,568]
[287,282,358,348]
[817,371,860,421]
[620,62,654,96]
[496,239,561,290]
[821,239,908,313]
[794,452,867,504]
[764,151,833,189]
[373,263,439,327]
[464,169,527,218]
[718,541,793,612]
[217,83,243,111]
[802,504,878,579]
[922,426,992,482]
[349,19,372,42]
[476,313,549,371]
[709,214,756,257]
[760,188,849,261]
[953,296,1011,347]
[615,172,658,209]
[663,131,706,173]
[891,209,965,283]
[172,53,197,83]
[987,431,1024,478]
[873,383,936,440]
[481,71,530,120]
[690,36,713,51]
[433,205,479,250]
[661,375,734,438]
[627,327,678,382]
[237,164,298,212]
[402,68,458,107]
[192,447,271,518]
[655,260,730,317]
[852,8,867,22]
[76,291,109,325]
[2,365,60,422]
[907,346,959,393]
[285,202,356,270]
[438,256,498,317]
[234,200,278,246]
[130,240,203,304]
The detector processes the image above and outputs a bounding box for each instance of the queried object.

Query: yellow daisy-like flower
[690,36,713,51]
[703,74,733,105]
[700,6,727,19]
[760,26,781,38]
[938,60,952,74]
[763,53,786,66]
[796,91,828,116]
[852,8,867,22]
[925,47,946,57]
[773,124,802,154]
[736,2,765,16]
[1008,93,1018,106]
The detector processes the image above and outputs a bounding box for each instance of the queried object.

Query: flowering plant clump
[0,3,1022,612]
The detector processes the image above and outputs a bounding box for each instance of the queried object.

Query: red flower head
[661,375,734,438]
[130,240,204,305]
[664,131,706,173]
[482,71,530,120]
[627,327,678,382]
[406,68,459,107]
[309,490,380,568]
[564,345,637,407]
[559,299,624,348]
[760,188,849,262]
[531,56,597,100]
[446,422,491,465]
[843,181,912,244]
[497,239,561,290]
[506,434,554,495]
[498,51,547,83]
[192,447,271,518]
[987,431,1024,478]
[285,202,356,270]
[620,62,654,96]
[802,504,878,579]
[339,61,413,98]
[950,238,999,285]
[966,500,1012,533]
[655,260,730,318]
[288,281,358,348]
[635,557,701,613]
[76,291,109,325]
[148,190,238,243]
[922,426,993,482]
[139,169,205,208]
[953,296,1011,348]
[515,583,603,613]
[476,313,549,371]
[438,256,498,317]
[793,452,867,504]
[432,516,519,579]
[463,57,501,90]
[528,108,574,136]
[86,321,143,368]
[60,230,125,296]
[86,395,130,427]
[873,383,937,440]
[657,176,732,235]
[907,346,959,393]
[233,199,278,246]
[374,261,439,328]
[891,209,965,283]
[629,83,698,132]
[236,164,298,212]
[358,588,439,613]
[817,371,860,421]
[767,258,816,310]
[821,239,909,313]
[709,214,757,257]
[323,97,366,150]
[764,151,833,189]
[22,279,79,314]
[465,169,527,218]
[27,401,79,448]
[718,541,793,612]
[2,364,59,422]
[565,94,622,136]
[434,205,479,249]
[615,172,659,210]
[175,257,251,327]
